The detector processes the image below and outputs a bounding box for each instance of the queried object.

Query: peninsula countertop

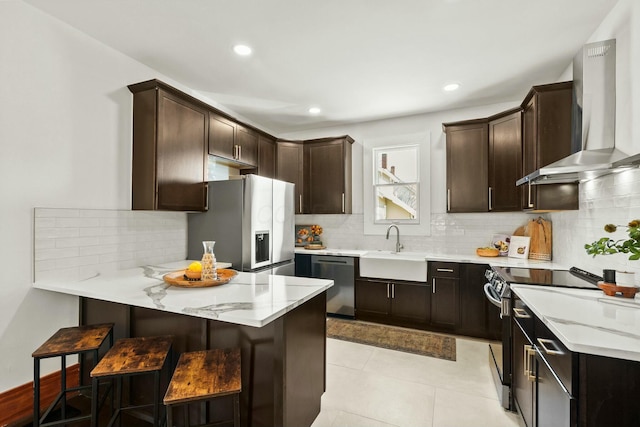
[511,284,640,362]
[33,261,333,328]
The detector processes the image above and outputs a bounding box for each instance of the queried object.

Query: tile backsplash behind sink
[295,212,532,255]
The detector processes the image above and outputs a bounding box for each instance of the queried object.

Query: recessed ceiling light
[308,107,321,115]
[443,83,460,92]
[233,44,252,56]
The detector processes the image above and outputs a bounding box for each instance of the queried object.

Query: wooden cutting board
[525,217,552,261]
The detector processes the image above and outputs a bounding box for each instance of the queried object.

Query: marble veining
[33,260,333,328]
[511,284,640,362]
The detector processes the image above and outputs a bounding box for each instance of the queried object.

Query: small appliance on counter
[187,175,295,275]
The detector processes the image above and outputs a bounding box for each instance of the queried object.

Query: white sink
[359,251,428,282]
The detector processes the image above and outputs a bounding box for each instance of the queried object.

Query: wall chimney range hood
[516,39,634,186]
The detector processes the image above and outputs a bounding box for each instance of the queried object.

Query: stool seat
[90,335,173,427]
[33,323,113,359]
[91,335,173,377]
[164,348,241,427]
[32,323,113,427]
[164,348,241,405]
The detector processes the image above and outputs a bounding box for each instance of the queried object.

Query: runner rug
[326,318,456,361]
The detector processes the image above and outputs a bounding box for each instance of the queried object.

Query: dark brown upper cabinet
[128,80,207,211]
[257,134,277,179]
[208,113,257,168]
[489,108,523,212]
[520,82,578,211]
[276,141,305,213]
[443,119,489,212]
[305,136,354,214]
[276,136,354,214]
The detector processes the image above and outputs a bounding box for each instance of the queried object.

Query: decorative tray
[163,269,238,288]
[304,244,326,250]
[597,282,640,298]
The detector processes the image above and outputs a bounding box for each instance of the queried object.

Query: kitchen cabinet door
[235,125,258,167]
[512,321,536,427]
[521,82,578,211]
[276,141,305,214]
[444,120,489,212]
[355,279,390,317]
[208,112,236,160]
[129,81,207,211]
[429,262,460,329]
[257,134,276,178]
[305,136,353,214]
[489,109,522,212]
[390,281,430,324]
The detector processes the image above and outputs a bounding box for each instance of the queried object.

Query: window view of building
[373,145,419,223]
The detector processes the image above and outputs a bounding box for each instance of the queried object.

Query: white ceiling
[24,0,618,135]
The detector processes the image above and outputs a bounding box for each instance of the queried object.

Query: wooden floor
[10,394,157,427]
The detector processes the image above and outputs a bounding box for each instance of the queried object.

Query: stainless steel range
[484,266,602,410]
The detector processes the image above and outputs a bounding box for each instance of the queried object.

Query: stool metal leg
[34,357,40,427]
[233,394,240,427]
[153,370,161,427]
[165,404,173,427]
[91,377,99,427]
[60,354,66,422]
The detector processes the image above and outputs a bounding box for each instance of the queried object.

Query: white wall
[550,0,640,277]
[0,1,192,391]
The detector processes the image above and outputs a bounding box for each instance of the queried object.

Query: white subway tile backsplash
[34,208,187,282]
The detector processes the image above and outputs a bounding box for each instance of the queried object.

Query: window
[363,132,430,237]
[373,145,419,223]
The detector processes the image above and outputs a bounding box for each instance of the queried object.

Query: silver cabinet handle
[239,145,242,160]
[523,344,531,377]
[437,268,454,273]
[342,193,345,213]
[387,283,390,298]
[299,194,302,213]
[204,183,209,211]
[513,307,531,318]
[447,189,451,211]
[488,187,493,211]
[391,283,395,299]
[528,182,534,208]
[432,277,436,293]
[537,338,564,356]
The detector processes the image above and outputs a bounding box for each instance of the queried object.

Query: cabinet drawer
[429,262,459,278]
[535,317,574,393]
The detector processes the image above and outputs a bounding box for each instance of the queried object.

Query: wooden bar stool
[90,335,173,427]
[32,323,114,427]
[163,348,241,427]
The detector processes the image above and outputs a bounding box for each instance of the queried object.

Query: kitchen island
[33,261,333,427]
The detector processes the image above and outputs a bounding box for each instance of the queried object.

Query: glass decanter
[201,241,217,280]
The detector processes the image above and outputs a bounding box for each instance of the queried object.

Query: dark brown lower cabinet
[356,262,499,340]
[512,291,640,427]
[355,278,430,327]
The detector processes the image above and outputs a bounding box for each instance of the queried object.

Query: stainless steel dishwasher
[311,255,355,317]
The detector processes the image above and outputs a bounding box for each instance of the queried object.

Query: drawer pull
[436,268,454,273]
[513,308,531,319]
[537,338,564,356]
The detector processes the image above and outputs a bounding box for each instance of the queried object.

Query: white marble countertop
[295,247,567,269]
[33,261,333,328]
[511,284,640,362]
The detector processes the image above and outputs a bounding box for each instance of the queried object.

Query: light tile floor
[311,336,525,427]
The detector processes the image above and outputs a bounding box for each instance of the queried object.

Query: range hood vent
[517,39,632,186]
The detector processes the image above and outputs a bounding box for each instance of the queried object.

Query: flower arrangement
[584,219,640,260]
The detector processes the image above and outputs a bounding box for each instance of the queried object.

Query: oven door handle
[484,283,502,308]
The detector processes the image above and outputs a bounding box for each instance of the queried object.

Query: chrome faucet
[386,224,404,253]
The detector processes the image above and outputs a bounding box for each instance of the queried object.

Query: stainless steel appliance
[187,175,295,273]
[483,266,602,411]
[311,255,355,317]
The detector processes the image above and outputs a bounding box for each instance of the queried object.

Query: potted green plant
[584,220,640,260]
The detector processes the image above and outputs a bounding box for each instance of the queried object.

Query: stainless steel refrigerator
[187,175,295,274]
